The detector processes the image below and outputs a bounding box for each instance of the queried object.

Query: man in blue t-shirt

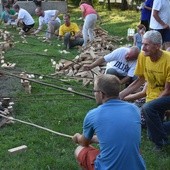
[72,74,146,170]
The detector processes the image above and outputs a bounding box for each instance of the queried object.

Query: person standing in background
[149,0,170,43]
[139,0,153,31]
[133,24,146,50]
[79,0,98,48]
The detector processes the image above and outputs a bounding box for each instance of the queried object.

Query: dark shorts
[23,22,35,32]
[77,146,99,170]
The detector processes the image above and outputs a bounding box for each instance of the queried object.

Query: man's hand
[72,133,81,144]
[163,24,170,29]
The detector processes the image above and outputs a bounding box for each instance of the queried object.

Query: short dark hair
[4,4,10,9]
[13,4,20,10]
[63,13,70,19]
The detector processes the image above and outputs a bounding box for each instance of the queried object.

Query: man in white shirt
[84,46,140,85]
[13,4,35,35]
[33,7,61,39]
[149,0,170,43]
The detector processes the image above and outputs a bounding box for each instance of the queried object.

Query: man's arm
[80,5,85,19]
[33,25,43,34]
[83,57,105,71]
[120,76,131,85]
[72,133,98,147]
[119,76,145,100]
[33,18,43,34]
[144,5,152,11]
[16,18,22,26]
[51,10,59,21]
[159,82,170,97]
[124,83,147,101]
[153,10,170,29]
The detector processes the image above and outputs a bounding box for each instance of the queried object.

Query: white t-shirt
[38,10,61,27]
[18,8,34,25]
[104,47,137,77]
[150,0,170,29]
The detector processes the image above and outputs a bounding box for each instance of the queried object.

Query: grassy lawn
[0,5,170,170]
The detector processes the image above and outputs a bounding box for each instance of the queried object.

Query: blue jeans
[142,96,170,147]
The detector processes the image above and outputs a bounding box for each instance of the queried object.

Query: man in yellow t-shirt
[120,30,170,151]
[59,13,84,49]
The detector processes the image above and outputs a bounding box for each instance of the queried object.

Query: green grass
[0,6,170,170]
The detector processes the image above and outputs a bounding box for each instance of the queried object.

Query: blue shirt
[141,0,153,21]
[134,33,142,50]
[83,99,146,170]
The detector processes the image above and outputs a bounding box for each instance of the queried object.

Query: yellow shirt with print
[59,23,80,36]
[135,50,170,102]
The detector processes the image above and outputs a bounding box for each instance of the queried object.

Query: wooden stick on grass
[0,70,95,100]
[0,112,73,139]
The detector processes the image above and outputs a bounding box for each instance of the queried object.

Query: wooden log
[0,117,8,127]
[91,66,101,75]
[1,98,10,108]
[8,145,27,154]
[89,49,97,59]
[63,60,73,69]
[83,78,91,86]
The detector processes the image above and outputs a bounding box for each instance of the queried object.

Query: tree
[121,0,128,10]
[107,0,112,11]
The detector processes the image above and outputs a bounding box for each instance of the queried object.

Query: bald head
[35,7,43,16]
[125,46,140,61]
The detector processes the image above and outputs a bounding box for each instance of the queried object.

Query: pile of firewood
[51,27,122,86]
[0,98,14,127]
[0,29,13,51]
[0,29,16,68]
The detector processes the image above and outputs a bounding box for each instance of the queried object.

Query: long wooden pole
[0,70,95,100]
[0,112,73,139]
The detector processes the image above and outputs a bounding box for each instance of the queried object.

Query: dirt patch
[0,72,22,98]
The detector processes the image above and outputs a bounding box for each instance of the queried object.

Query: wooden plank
[8,145,27,154]
[0,118,8,127]
[89,49,97,59]
[63,60,73,69]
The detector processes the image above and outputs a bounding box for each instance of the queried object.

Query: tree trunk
[121,0,128,10]
[88,0,93,6]
[107,0,112,11]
